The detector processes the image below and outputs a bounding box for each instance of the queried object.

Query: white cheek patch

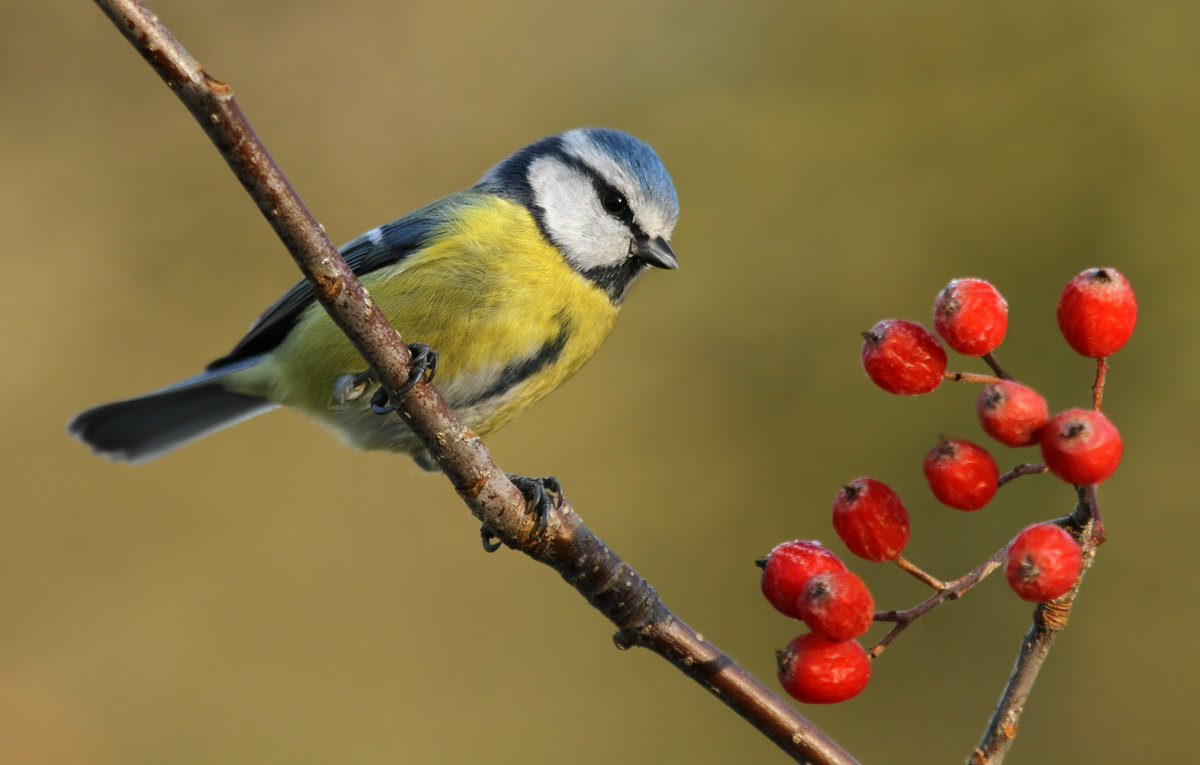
[528,156,631,271]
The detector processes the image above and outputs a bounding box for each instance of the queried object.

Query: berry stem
[945,371,1006,385]
[870,544,1011,659]
[1092,357,1109,411]
[893,555,947,591]
[997,463,1048,487]
[981,352,1012,380]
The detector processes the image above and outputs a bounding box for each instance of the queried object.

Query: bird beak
[637,236,679,270]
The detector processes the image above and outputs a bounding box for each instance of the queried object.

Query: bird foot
[331,369,374,404]
[478,475,563,553]
[509,474,562,536]
[334,344,439,415]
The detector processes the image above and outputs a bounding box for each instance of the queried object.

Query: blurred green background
[2,1,1195,763]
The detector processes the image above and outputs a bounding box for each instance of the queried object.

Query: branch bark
[91,2,858,763]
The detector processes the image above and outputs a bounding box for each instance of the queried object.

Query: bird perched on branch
[70,128,680,469]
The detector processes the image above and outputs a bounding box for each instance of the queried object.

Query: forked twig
[871,545,1009,659]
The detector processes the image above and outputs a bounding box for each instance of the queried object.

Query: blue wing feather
[207,194,466,370]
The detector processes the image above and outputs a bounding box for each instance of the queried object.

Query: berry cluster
[761,541,872,704]
[860,271,1133,492]
[763,269,1136,705]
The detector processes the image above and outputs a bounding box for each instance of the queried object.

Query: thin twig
[1092,357,1109,410]
[91,2,859,763]
[894,555,947,591]
[968,491,1100,765]
[997,463,1047,487]
[981,352,1012,380]
[870,545,1009,658]
[966,596,1077,765]
[945,371,1006,385]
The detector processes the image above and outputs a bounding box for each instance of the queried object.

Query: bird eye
[600,189,628,216]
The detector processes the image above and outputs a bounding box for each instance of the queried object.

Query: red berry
[933,278,1009,357]
[777,634,871,704]
[1005,524,1082,602]
[976,381,1050,448]
[799,571,875,642]
[759,541,847,619]
[923,439,999,511]
[832,478,911,562]
[1040,409,1123,485]
[861,319,947,395]
[1057,268,1138,358]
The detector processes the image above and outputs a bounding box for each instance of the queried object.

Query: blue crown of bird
[70,128,680,469]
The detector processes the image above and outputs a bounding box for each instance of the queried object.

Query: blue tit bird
[69,128,680,469]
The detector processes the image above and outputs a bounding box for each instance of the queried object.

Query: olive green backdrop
[2,2,1195,763]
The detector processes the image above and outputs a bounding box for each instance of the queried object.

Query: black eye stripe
[551,153,637,223]
[591,179,644,239]
[595,181,634,225]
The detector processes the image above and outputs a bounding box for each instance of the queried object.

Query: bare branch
[91,1,858,763]
[967,487,1102,764]
[966,599,1073,765]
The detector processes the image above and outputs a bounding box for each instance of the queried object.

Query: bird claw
[332,369,374,403]
[398,344,439,395]
[480,525,503,553]
[369,386,396,415]
[478,477,560,553]
[360,344,439,415]
[507,474,563,539]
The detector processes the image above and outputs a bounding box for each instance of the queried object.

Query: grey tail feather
[68,357,278,464]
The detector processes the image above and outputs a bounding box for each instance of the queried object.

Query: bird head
[479,128,680,302]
